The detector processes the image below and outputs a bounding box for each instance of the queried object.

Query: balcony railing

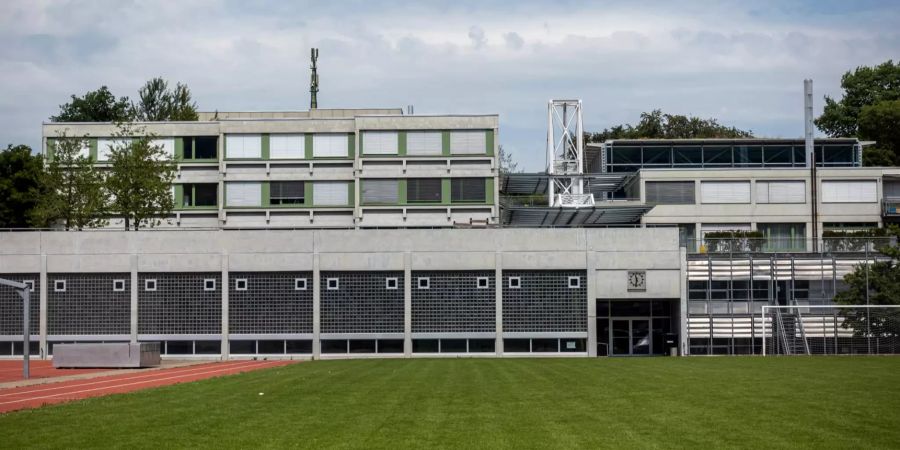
[883,198,900,217]
[687,237,896,254]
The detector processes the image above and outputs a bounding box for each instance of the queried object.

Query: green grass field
[2,357,899,449]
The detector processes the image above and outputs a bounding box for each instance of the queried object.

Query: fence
[761,305,900,356]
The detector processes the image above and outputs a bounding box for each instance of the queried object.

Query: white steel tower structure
[546,99,594,207]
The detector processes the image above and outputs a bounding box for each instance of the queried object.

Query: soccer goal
[761,305,900,356]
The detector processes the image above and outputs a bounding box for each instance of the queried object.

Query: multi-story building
[41,109,499,229]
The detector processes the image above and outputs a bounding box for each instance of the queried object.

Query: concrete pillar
[586,251,597,357]
[39,254,47,359]
[404,251,412,357]
[313,252,321,358]
[221,253,229,359]
[130,254,138,344]
[495,251,503,355]
[679,247,689,356]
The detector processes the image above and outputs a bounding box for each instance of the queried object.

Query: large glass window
[763,146,792,165]
[181,183,217,207]
[734,146,763,166]
[182,136,218,160]
[642,147,671,165]
[673,147,702,166]
[450,178,486,202]
[611,147,641,164]
[270,181,305,205]
[407,178,442,202]
[703,146,732,165]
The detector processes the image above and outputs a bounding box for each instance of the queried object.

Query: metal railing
[687,237,896,254]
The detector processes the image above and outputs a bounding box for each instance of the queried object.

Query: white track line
[0,361,262,398]
[0,361,285,407]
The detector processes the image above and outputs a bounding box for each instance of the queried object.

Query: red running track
[0,360,109,383]
[0,360,294,414]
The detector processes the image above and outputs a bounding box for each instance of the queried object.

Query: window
[508,277,521,289]
[145,279,157,291]
[385,277,399,289]
[451,178,486,202]
[312,182,349,206]
[821,180,877,203]
[756,181,805,204]
[362,131,398,155]
[235,279,248,291]
[226,182,261,207]
[294,278,307,290]
[701,223,751,237]
[203,279,216,291]
[645,181,695,204]
[225,134,262,159]
[183,136,218,159]
[700,181,750,204]
[270,181,305,205]
[703,146,732,165]
[54,280,66,292]
[568,276,581,289]
[113,279,126,292]
[326,278,339,290]
[181,183,217,207]
[96,138,130,161]
[406,131,443,155]
[477,277,489,289]
[23,280,35,291]
[312,134,348,158]
[149,138,175,161]
[407,178,442,202]
[269,134,305,159]
[417,277,430,289]
[362,180,399,204]
[449,131,487,154]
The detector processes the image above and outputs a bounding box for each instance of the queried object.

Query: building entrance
[611,318,651,355]
[596,299,678,356]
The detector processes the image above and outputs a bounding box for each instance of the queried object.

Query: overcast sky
[2,0,898,170]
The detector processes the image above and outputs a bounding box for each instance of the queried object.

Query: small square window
[509,277,521,289]
[386,277,399,290]
[417,277,430,289]
[327,278,339,290]
[145,279,157,291]
[23,280,35,291]
[568,276,581,289]
[477,277,490,289]
[113,279,126,292]
[295,278,308,290]
[54,280,66,292]
[204,279,216,291]
[235,279,248,291]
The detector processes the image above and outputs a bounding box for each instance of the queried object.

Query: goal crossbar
[761,305,900,356]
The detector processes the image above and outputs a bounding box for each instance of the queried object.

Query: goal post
[761,305,900,356]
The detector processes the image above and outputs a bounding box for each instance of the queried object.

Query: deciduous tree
[105,125,176,230]
[50,86,132,122]
[33,134,108,229]
[0,145,45,228]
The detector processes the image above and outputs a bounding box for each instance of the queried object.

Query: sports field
[1,357,898,449]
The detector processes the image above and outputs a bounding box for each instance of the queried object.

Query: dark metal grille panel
[138,273,221,334]
[320,271,404,333]
[451,178,486,202]
[48,273,130,335]
[502,270,587,332]
[0,273,39,335]
[229,272,312,334]
[412,271,495,332]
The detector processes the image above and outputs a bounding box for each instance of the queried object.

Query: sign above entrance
[627,271,646,292]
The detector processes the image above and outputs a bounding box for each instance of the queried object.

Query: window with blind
[406,131,443,155]
[362,131,398,155]
[149,138,175,160]
[407,178,442,202]
[226,182,261,207]
[821,180,877,203]
[362,180,399,204]
[269,134,305,159]
[270,181,305,205]
[645,181,695,204]
[97,138,131,161]
[225,134,262,159]
[312,134,349,158]
[756,180,805,204]
[449,131,487,154]
[312,182,349,206]
[700,181,750,204]
[450,178,486,202]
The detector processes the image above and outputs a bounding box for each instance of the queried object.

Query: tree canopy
[834,227,900,337]
[0,145,45,228]
[51,78,199,123]
[585,109,753,142]
[32,135,108,230]
[50,86,132,122]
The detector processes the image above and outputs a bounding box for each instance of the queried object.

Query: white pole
[761,305,767,356]
[23,288,30,379]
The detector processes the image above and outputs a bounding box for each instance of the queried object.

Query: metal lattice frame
[761,305,900,356]
[546,100,593,208]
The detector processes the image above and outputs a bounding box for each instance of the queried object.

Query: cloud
[0,0,898,171]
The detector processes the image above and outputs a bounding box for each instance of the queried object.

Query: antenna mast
[547,99,593,207]
[310,48,319,109]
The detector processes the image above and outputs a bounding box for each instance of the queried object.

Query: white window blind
[756,181,805,204]
[225,134,262,159]
[700,181,750,204]
[313,182,349,206]
[701,223,751,236]
[362,180,399,204]
[97,138,130,161]
[449,131,486,154]
[313,134,348,158]
[362,131,398,155]
[406,131,443,155]
[150,138,175,160]
[226,182,261,207]
[269,134,305,159]
[821,180,877,203]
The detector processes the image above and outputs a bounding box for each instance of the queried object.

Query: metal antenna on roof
[310,48,319,109]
